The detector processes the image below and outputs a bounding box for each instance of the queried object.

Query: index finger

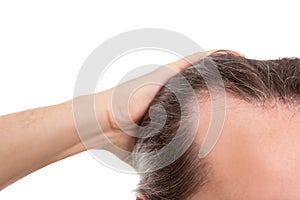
[166,49,245,72]
[166,50,217,72]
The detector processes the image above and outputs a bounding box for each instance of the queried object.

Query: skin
[192,96,300,200]
[0,50,226,191]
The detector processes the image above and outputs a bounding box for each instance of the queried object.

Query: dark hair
[132,51,300,200]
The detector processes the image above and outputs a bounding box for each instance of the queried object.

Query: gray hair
[132,51,300,199]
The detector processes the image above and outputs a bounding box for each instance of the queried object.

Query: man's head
[132,51,300,199]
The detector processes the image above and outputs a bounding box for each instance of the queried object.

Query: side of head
[132,51,300,199]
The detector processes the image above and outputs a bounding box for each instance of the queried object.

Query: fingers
[165,50,217,72]
[213,49,245,57]
[165,49,244,73]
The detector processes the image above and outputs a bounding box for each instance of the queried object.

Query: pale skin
[9,50,296,200]
[5,49,298,200]
[0,50,222,191]
[191,96,300,199]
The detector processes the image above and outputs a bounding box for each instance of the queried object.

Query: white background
[0,0,299,199]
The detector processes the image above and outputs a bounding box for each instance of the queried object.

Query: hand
[0,49,243,189]
[94,51,218,156]
[92,50,244,161]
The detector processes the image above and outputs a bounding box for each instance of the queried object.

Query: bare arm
[0,51,223,190]
[0,101,85,189]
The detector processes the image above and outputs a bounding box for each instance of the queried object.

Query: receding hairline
[133,52,300,200]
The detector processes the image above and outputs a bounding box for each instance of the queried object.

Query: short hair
[132,51,300,200]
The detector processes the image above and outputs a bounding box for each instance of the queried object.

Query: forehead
[193,97,300,199]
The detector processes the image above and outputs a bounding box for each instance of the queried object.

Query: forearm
[0,100,85,190]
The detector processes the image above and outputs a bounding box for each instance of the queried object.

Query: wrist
[95,91,135,153]
[71,93,117,151]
